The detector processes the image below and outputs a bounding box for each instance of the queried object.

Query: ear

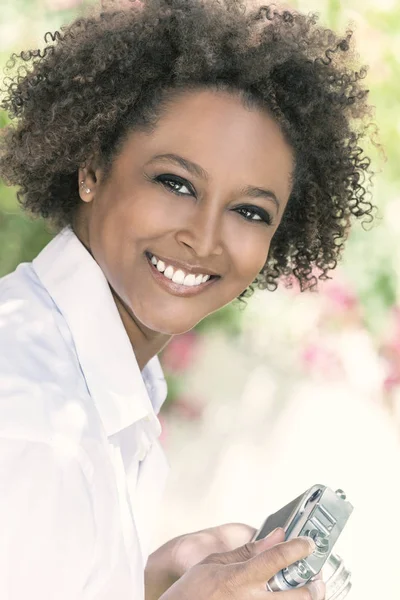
[77,154,103,203]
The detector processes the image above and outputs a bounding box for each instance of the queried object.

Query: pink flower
[380,307,400,393]
[158,414,168,446]
[171,396,205,421]
[321,279,358,312]
[161,332,199,374]
[302,342,342,379]
[388,307,400,352]
[383,373,400,394]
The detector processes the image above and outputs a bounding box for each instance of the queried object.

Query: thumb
[201,527,285,566]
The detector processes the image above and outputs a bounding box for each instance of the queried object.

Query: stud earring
[79,180,91,194]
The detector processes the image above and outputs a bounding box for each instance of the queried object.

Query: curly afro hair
[0,0,376,297]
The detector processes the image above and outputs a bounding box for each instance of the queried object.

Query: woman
[0,0,376,599]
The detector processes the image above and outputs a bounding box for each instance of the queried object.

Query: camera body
[252,485,353,597]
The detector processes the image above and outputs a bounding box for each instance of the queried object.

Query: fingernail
[299,535,316,553]
[308,580,326,600]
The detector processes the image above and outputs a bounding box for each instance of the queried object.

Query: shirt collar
[32,227,167,437]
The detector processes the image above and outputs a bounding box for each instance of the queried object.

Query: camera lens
[324,553,352,600]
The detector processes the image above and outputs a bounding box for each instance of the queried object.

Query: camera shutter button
[306,529,329,555]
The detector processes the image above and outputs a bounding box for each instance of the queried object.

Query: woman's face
[77,88,294,335]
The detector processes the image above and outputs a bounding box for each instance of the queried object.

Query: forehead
[122,89,294,197]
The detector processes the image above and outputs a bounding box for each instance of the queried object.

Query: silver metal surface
[324,552,352,600]
[335,489,347,501]
[252,484,353,598]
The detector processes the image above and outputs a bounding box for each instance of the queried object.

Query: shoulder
[0,263,91,446]
[0,261,62,341]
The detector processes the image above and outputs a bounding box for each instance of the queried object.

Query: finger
[252,527,285,551]
[231,536,316,585]
[211,523,257,550]
[272,580,326,600]
[201,527,285,566]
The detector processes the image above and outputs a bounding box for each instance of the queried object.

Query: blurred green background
[1,0,399,322]
[1,0,400,417]
[2,5,400,598]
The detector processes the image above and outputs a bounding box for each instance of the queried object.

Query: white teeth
[150,253,214,287]
[184,274,197,287]
[172,269,185,284]
[164,265,174,279]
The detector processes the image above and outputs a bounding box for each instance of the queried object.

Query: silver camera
[252,485,353,600]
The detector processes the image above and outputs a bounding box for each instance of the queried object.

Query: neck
[111,289,172,371]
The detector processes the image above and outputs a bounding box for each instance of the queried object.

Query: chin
[152,319,196,336]
[139,310,200,336]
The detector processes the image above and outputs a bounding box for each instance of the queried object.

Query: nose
[175,199,224,258]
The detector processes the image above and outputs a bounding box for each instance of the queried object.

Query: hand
[145,522,259,600]
[159,533,326,600]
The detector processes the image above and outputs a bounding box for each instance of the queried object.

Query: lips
[147,252,215,287]
[146,253,219,297]
[145,251,219,277]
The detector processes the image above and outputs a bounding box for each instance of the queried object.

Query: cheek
[92,191,167,256]
[110,190,180,240]
[229,231,271,281]
[89,191,180,291]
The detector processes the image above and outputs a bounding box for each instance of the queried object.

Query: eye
[148,174,273,225]
[153,174,195,197]
[235,205,273,226]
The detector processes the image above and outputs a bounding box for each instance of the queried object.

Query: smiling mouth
[145,253,219,297]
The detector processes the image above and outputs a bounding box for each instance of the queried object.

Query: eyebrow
[146,152,281,209]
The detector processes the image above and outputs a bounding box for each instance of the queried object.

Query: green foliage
[1,0,400,344]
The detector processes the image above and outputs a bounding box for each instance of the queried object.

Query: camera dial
[305,529,330,556]
[283,560,313,586]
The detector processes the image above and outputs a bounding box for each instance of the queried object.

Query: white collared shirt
[0,227,170,600]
